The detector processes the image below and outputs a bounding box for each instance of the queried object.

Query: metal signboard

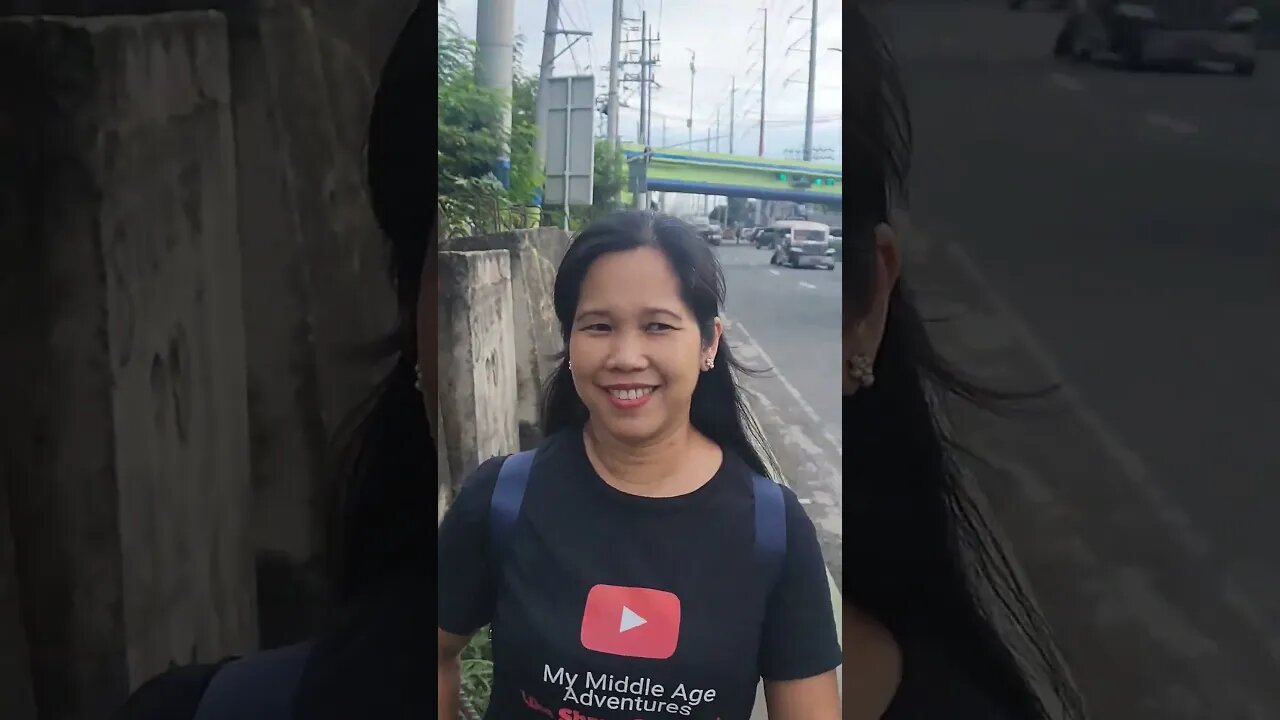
[544,74,596,207]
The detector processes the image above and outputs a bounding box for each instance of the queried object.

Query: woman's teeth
[610,387,654,400]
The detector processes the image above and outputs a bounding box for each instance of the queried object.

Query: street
[716,242,843,444]
[881,2,1280,718]
[713,239,843,573]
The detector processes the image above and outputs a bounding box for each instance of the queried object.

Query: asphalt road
[880,2,1280,717]
[714,241,843,444]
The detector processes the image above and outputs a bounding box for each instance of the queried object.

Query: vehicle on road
[755,226,780,249]
[828,227,843,261]
[755,219,804,250]
[684,216,722,245]
[768,220,836,270]
[1054,0,1260,75]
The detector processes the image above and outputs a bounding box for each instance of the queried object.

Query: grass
[459,626,494,718]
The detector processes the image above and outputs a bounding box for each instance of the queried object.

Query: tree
[437,6,544,234]
[589,140,626,217]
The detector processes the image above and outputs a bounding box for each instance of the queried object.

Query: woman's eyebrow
[575,307,684,321]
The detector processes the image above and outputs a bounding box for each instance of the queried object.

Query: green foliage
[437,9,506,185]
[460,626,494,716]
[588,139,626,217]
[439,4,618,237]
[507,57,543,204]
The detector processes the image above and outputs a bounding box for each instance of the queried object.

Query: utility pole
[715,107,720,153]
[705,127,711,214]
[534,0,562,193]
[476,0,516,187]
[804,0,818,161]
[729,76,735,155]
[619,14,658,209]
[758,7,767,158]
[686,49,696,150]
[635,11,649,209]
[639,13,648,150]
[607,0,622,149]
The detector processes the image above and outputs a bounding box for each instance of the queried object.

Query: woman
[841,8,1089,720]
[436,211,842,719]
[112,3,436,718]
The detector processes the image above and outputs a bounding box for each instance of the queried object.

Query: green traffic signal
[778,173,788,181]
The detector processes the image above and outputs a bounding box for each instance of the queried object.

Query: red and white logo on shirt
[580,584,681,660]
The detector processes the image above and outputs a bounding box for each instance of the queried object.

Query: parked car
[768,220,836,270]
[828,227,843,261]
[1055,0,1260,75]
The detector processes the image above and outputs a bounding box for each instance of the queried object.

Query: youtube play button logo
[580,584,681,660]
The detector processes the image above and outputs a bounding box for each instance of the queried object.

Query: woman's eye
[646,323,674,332]
[581,323,610,332]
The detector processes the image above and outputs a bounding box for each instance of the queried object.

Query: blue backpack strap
[752,474,787,590]
[192,641,314,720]
[490,450,537,558]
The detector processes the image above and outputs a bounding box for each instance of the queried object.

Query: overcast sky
[441,0,843,165]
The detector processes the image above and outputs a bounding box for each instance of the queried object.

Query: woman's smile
[602,383,660,409]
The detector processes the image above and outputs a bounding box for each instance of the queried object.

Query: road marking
[1145,112,1198,135]
[725,315,842,455]
[1049,71,1085,92]
[799,281,817,290]
[768,269,780,276]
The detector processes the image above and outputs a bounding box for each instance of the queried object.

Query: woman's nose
[605,331,647,370]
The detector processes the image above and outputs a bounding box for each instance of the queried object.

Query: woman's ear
[843,223,900,394]
[875,223,902,292]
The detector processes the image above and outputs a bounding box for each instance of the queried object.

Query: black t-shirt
[437,429,840,720]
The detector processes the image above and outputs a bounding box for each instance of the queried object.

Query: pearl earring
[847,354,874,387]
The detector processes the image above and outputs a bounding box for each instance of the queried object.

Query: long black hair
[844,7,1088,720]
[540,211,773,479]
[323,1,433,606]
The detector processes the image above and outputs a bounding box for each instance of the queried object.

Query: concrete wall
[0,13,256,719]
[0,0,415,655]
[0,3,417,717]
[438,251,519,494]
[441,228,572,449]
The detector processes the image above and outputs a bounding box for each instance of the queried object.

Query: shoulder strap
[192,641,314,720]
[490,450,537,559]
[751,474,787,590]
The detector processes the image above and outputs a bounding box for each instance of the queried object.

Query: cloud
[441,0,842,162]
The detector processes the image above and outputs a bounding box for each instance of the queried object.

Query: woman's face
[568,246,720,444]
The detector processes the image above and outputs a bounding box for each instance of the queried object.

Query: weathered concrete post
[0,13,257,717]
[437,250,520,492]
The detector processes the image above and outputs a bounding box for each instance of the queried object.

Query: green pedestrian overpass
[621,142,842,205]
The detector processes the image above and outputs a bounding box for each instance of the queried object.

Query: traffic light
[777,173,788,181]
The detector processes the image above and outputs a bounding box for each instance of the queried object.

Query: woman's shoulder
[109,659,234,720]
